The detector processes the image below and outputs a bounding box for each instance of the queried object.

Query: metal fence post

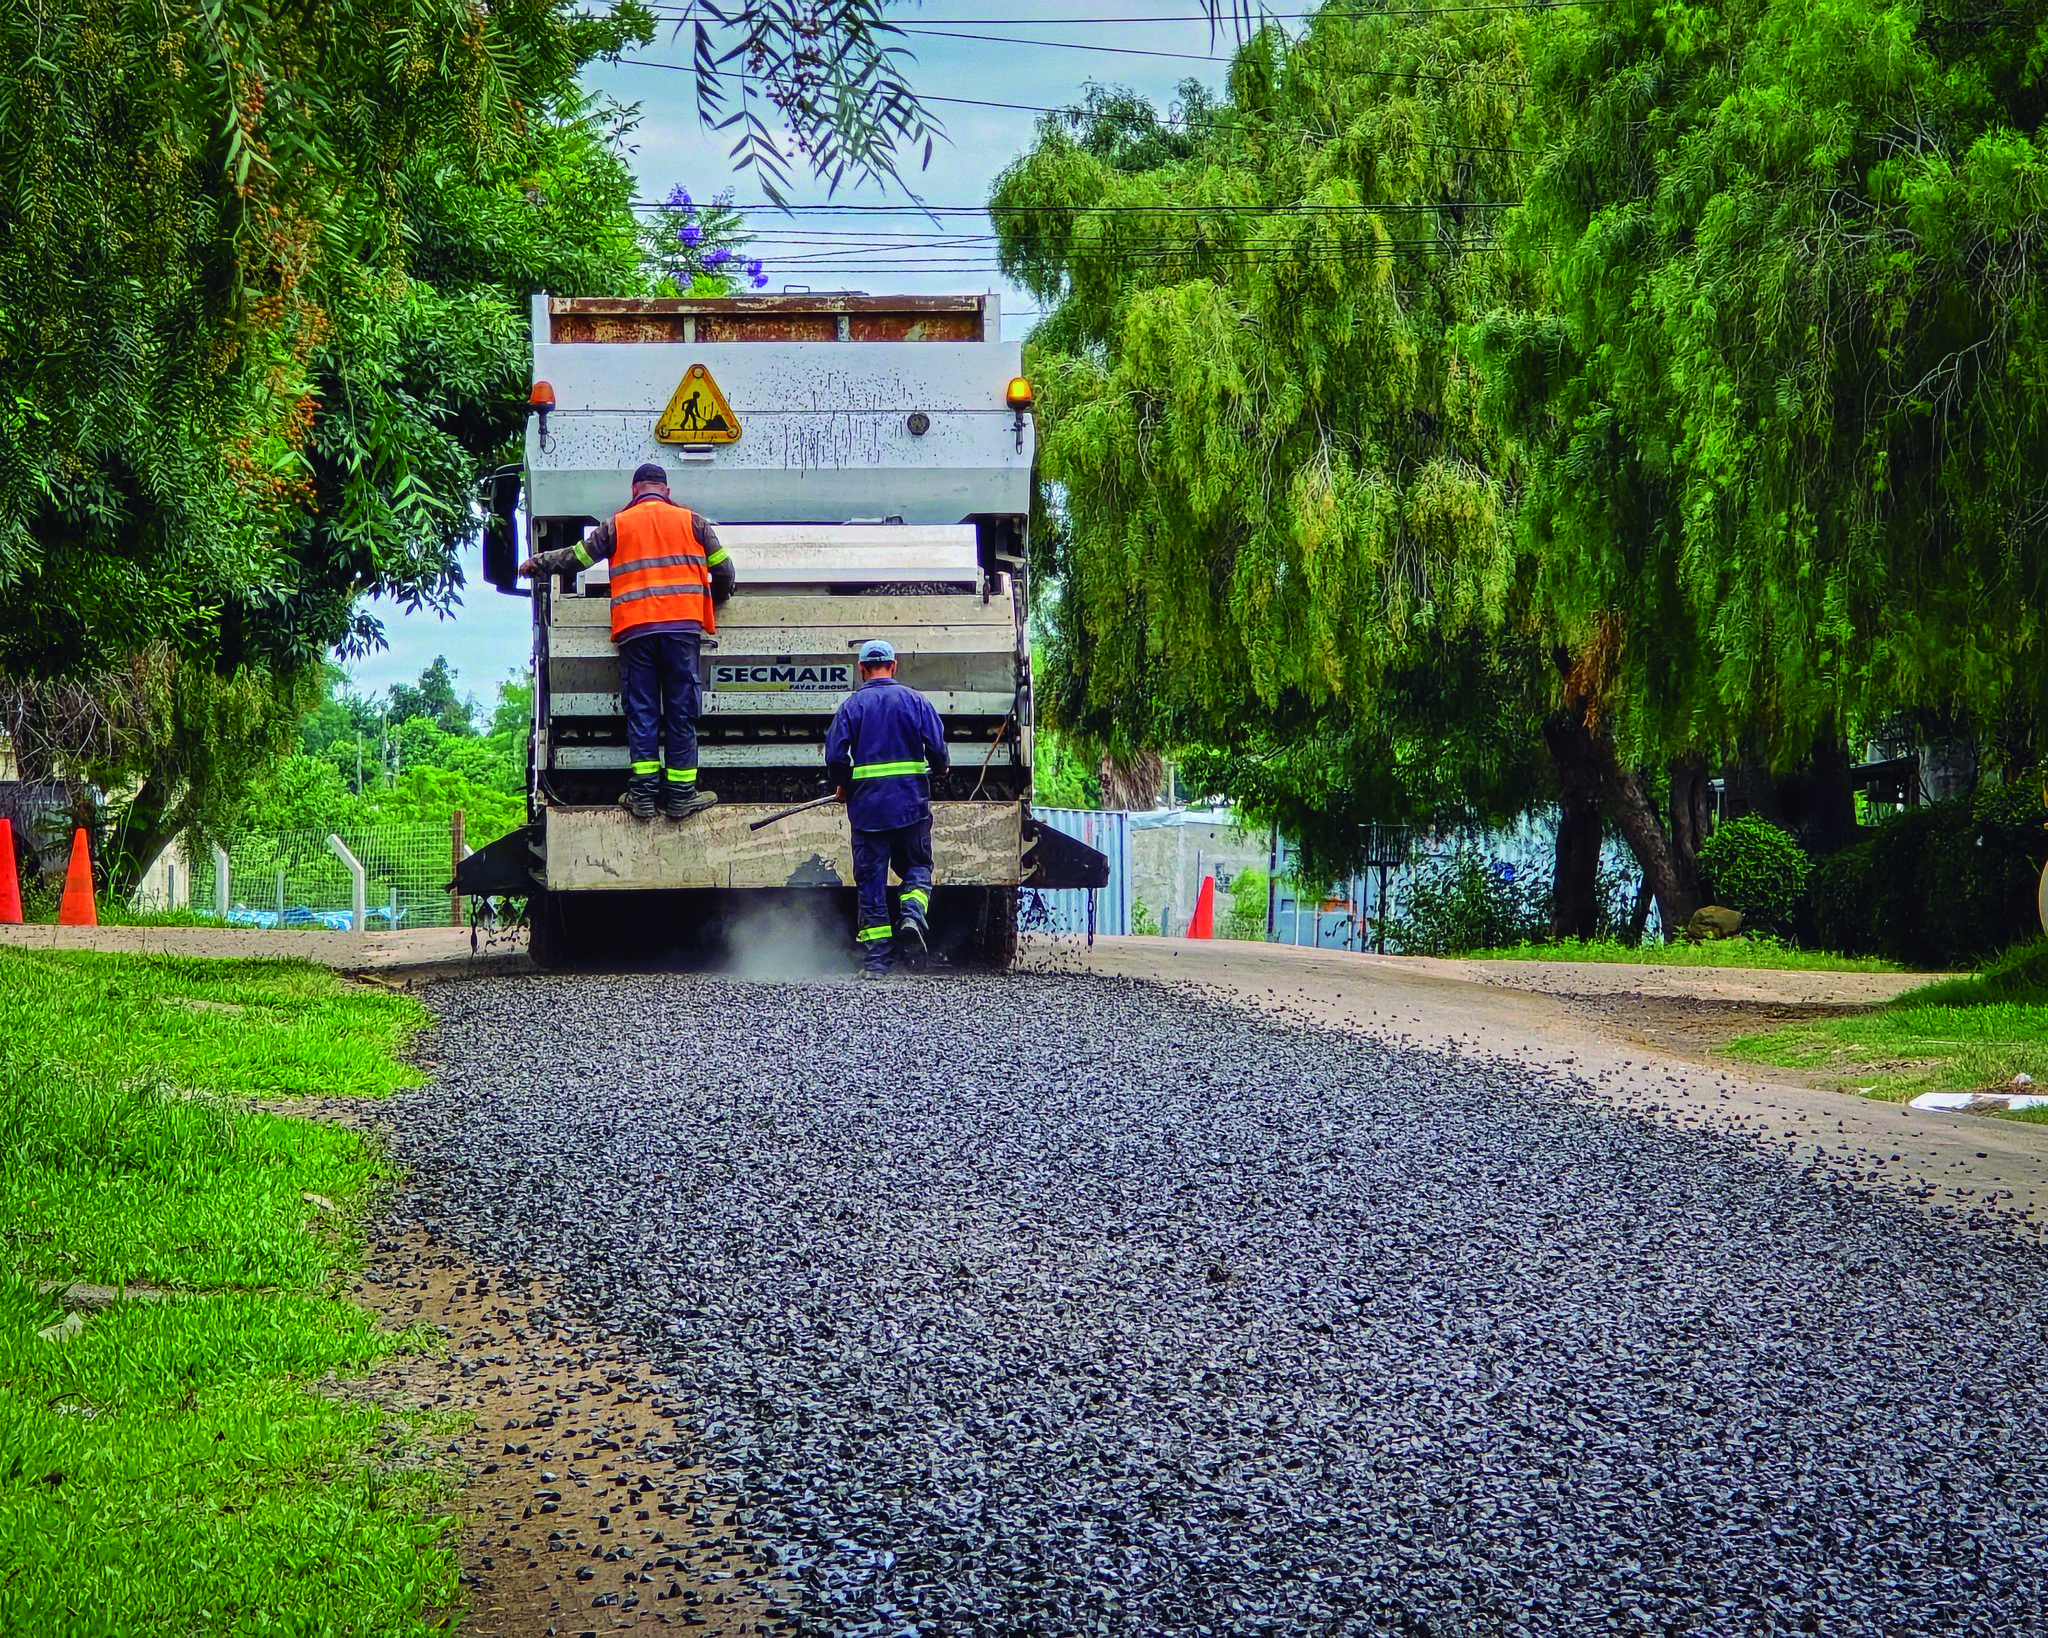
[212,844,230,919]
[326,834,367,933]
[450,810,465,927]
[1266,824,1279,941]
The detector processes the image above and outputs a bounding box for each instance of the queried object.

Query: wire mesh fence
[187,820,470,932]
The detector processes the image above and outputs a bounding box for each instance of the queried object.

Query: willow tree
[0,0,1011,887]
[995,9,1575,894]
[1475,0,2048,924]
[0,0,674,882]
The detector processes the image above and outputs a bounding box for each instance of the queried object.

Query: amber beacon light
[529,380,556,445]
[1006,376,1033,450]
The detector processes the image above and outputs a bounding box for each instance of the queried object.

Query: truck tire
[938,886,1016,971]
[526,885,572,971]
[980,886,1019,970]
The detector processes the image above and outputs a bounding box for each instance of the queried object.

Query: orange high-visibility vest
[608,499,716,642]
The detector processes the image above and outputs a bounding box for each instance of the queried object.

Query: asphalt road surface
[390,969,2048,1637]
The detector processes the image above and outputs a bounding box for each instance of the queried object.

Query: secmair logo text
[713,662,852,692]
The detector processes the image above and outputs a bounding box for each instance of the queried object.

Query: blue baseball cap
[858,639,896,664]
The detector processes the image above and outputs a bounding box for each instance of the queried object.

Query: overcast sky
[347,1,1243,707]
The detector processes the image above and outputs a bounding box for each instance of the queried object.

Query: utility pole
[1266,824,1278,942]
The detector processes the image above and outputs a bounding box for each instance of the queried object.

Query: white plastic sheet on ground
[1907,1090,2048,1114]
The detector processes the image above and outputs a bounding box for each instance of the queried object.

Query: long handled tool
[747,792,843,832]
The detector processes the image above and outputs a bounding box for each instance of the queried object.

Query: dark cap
[631,462,669,487]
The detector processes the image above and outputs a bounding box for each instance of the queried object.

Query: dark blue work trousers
[852,819,933,969]
[619,630,700,781]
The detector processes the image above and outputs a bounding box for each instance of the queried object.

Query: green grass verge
[0,945,426,1099]
[0,948,455,1635]
[1465,936,1909,972]
[1726,939,2048,1108]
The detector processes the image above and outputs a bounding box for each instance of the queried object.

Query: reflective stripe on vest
[851,760,929,779]
[609,500,716,641]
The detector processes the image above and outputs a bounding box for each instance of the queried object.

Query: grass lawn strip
[1469,936,1908,972]
[0,945,424,1099]
[1727,939,2048,1111]
[0,947,457,1636]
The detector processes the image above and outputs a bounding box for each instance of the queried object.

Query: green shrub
[1223,867,1269,940]
[1804,785,2044,967]
[1697,816,1810,934]
[1387,845,1549,956]
[1806,838,1877,955]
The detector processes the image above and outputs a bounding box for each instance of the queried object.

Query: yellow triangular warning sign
[655,363,742,445]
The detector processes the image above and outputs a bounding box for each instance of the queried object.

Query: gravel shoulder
[1434,953,1943,1007]
[1051,935,2048,1232]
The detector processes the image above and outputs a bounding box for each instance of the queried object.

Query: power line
[880,21,1241,64]
[627,197,1527,214]
[738,211,1515,239]
[759,226,1515,261]
[640,2,1607,24]
[670,241,1512,272]
[617,39,1530,99]
[612,56,1062,115]
[811,25,1535,86]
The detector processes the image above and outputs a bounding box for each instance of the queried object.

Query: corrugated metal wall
[1270,835,1391,951]
[1028,807,1132,938]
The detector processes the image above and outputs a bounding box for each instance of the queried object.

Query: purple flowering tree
[642,186,764,295]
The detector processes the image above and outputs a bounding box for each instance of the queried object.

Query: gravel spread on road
[387,971,2048,1636]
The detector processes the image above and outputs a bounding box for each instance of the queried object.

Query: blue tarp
[199,905,405,932]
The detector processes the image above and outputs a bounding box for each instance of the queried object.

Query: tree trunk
[1720,739,1785,829]
[1668,751,1711,895]
[1542,707,1604,940]
[1626,875,1654,945]
[1549,636,1701,937]
[107,776,181,898]
[1097,750,1163,811]
[1593,743,1701,935]
[1769,722,1859,856]
[1801,729,1860,855]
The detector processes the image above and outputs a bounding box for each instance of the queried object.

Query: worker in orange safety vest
[521,463,736,820]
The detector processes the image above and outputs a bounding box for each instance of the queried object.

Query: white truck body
[460,293,1102,965]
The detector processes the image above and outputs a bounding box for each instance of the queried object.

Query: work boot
[898,886,931,972]
[898,913,929,972]
[662,781,719,820]
[617,774,660,822]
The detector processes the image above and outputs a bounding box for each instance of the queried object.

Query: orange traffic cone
[58,829,96,927]
[1187,875,1216,939]
[0,818,19,925]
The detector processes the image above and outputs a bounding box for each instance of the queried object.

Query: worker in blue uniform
[825,639,950,973]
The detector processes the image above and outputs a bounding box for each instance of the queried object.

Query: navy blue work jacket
[824,676,950,831]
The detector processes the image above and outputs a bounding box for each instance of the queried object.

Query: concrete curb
[338,944,537,987]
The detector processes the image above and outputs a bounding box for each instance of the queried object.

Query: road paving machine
[453,292,1109,968]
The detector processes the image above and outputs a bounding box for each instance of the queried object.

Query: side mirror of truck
[478,467,528,597]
